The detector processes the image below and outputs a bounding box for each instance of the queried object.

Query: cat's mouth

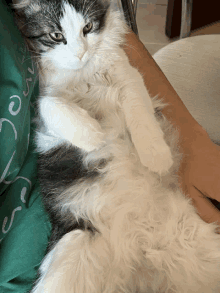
[52,57,88,71]
[61,51,90,71]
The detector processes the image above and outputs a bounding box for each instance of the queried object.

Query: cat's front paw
[140,142,173,174]
[81,130,105,152]
[73,121,105,152]
[133,132,173,174]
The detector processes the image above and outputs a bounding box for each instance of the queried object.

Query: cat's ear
[12,0,41,13]
[12,0,31,9]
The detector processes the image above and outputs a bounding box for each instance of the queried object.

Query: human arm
[123,31,220,228]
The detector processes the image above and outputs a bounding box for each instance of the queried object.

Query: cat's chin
[54,59,89,71]
[52,64,83,72]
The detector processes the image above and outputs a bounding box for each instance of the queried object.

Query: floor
[135,0,220,56]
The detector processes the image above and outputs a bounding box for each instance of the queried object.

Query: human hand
[123,31,220,231]
[178,127,220,231]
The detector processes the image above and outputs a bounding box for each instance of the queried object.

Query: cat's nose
[77,51,85,60]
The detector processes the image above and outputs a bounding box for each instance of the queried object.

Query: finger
[187,187,220,233]
[179,163,220,204]
[185,143,220,203]
[197,175,220,203]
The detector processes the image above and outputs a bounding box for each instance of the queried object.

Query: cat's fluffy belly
[33,105,220,293]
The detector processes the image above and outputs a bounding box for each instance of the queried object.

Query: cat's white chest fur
[37,47,173,175]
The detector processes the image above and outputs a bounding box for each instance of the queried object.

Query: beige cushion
[153,35,220,144]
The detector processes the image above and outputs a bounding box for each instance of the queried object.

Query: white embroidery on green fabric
[0,151,16,184]
[16,176,32,203]
[28,59,35,75]
[19,44,27,64]
[23,77,33,97]
[9,95,22,116]
[3,177,32,205]
[2,206,22,234]
[21,187,28,203]
[0,176,32,240]
[0,118,17,140]
[0,48,36,241]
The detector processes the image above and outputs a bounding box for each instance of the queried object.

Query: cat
[13,0,220,292]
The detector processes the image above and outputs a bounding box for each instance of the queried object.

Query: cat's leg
[121,89,173,174]
[31,230,111,293]
[110,49,173,174]
[38,96,105,152]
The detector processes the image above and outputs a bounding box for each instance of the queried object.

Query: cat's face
[13,0,110,70]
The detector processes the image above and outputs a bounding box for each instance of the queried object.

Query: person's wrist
[179,122,210,154]
[123,31,211,153]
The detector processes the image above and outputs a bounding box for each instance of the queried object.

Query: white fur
[37,5,173,173]
[33,117,220,292]
[32,2,220,293]
[37,96,104,152]
[47,4,89,69]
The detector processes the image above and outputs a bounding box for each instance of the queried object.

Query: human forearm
[123,31,208,148]
[123,31,220,229]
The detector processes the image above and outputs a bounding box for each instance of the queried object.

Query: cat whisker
[82,0,89,16]
[84,0,97,19]
[18,19,40,30]
[27,49,40,56]
[122,43,142,58]
[22,56,40,66]
[47,5,60,27]
[86,9,107,19]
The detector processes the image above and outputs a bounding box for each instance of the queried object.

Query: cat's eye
[83,22,93,35]
[49,32,65,43]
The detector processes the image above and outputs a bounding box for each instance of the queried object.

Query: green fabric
[0,1,51,292]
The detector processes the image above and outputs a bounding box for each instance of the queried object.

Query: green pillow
[0,0,51,292]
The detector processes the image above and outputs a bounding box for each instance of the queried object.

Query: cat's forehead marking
[61,2,85,34]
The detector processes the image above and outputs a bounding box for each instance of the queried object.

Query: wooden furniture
[153,35,220,209]
[121,0,139,35]
[166,0,220,39]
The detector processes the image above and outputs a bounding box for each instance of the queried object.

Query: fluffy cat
[13,0,220,292]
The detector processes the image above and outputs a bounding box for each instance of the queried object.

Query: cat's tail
[31,229,113,293]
